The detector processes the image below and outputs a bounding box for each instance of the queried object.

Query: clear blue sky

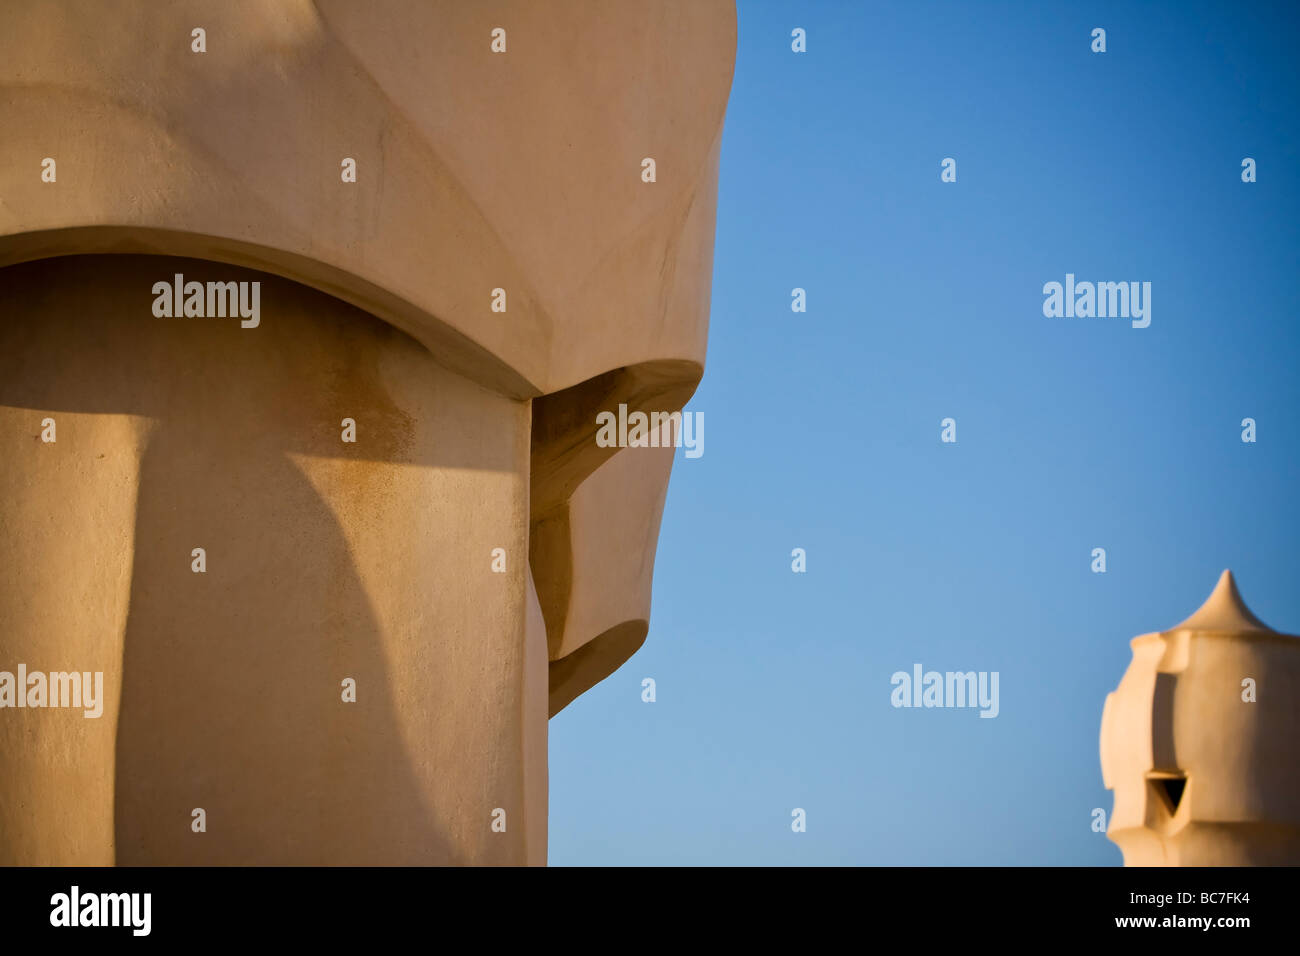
[549,0,1300,865]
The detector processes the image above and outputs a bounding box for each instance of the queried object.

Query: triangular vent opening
[1153,777,1186,813]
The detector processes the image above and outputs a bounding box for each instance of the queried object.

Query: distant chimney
[1100,571,1300,865]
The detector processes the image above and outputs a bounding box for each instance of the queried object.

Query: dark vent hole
[1156,777,1186,812]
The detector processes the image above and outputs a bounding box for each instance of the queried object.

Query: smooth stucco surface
[0,1,737,864]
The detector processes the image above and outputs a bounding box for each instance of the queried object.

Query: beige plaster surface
[0,1,736,864]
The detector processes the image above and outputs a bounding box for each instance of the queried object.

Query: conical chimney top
[1170,570,1274,633]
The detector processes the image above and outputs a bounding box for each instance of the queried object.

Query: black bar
[0,865,1282,942]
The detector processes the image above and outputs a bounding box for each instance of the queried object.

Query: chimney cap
[1170,569,1276,633]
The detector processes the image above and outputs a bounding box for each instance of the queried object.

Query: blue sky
[548,1,1300,865]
